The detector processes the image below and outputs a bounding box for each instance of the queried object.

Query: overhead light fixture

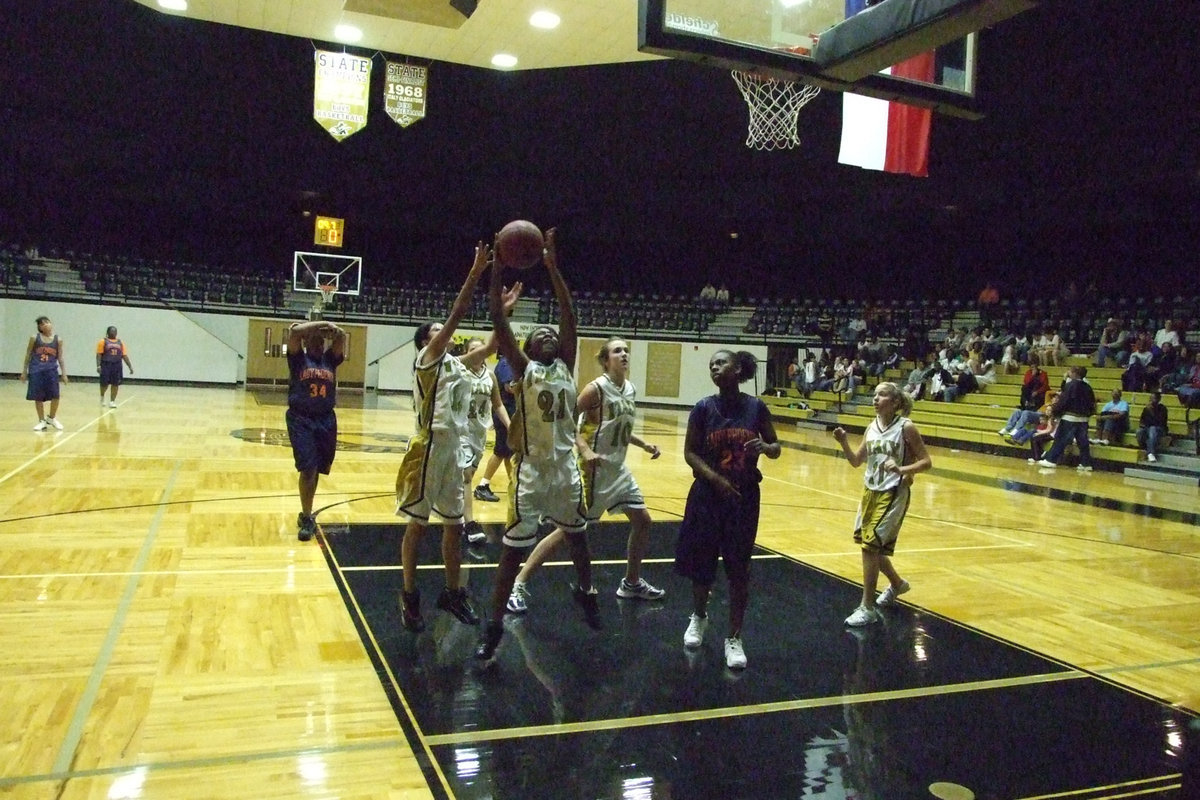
[157,0,188,10]
[334,24,362,42]
[530,11,560,29]
[491,53,518,68]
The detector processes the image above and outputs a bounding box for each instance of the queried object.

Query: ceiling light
[334,24,362,42]
[157,0,188,10]
[530,11,560,29]
[491,54,518,68]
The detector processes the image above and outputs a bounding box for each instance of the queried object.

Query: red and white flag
[837,51,934,177]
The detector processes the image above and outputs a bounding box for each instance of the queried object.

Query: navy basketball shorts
[100,362,123,386]
[286,408,338,475]
[25,371,60,402]
[674,479,761,585]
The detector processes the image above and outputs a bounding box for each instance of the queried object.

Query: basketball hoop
[309,283,336,321]
[731,70,821,151]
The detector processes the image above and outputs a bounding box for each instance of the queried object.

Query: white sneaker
[876,579,911,607]
[47,418,63,430]
[1077,464,1093,472]
[997,427,1011,436]
[845,605,881,626]
[683,613,708,648]
[108,401,118,408]
[616,577,666,600]
[1036,459,1057,468]
[724,637,747,669]
[33,420,48,431]
[505,581,530,614]
[1147,453,1157,463]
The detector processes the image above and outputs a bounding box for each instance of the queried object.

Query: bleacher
[764,361,1196,469]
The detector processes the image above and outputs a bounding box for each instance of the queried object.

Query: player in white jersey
[476,228,595,661]
[460,336,510,545]
[505,337,665,616]
[395,243,522,633]
[832,381,931,627]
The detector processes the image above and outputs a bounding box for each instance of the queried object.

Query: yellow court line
[1014,773,1183,799]
[424,670,1085,747]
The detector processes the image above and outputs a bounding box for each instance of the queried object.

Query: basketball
[496,220,545,270]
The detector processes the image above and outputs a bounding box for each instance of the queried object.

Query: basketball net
[309,284,336,321]
[731,70,821,151]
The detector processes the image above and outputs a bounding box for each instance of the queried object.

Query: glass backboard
[640,0,1038,118]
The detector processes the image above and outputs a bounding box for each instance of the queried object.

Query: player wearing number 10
[286,320,346,542]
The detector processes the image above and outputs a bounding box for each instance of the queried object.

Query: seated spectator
[1177,351,1200,407]
[1000,341,1021,374]
[1003,389,1059,446]
[1092,388,1129,446]
[928,362,957,402]
[881,345,901,374]
[1026,406,1060,463]
[715,283,730,307]
[902,354,934,401]
[1014,330,1035,364]
[1161,345,1193,392]
[1095,318,1130,368]
[699,282,716,305]
[1122,332,1154,391]
[1154,319,1180,354]
[1020,357,1050,410]
[1135,391,1168,463]
[1144,341,1179,392]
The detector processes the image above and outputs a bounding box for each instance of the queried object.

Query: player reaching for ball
[395,242,522,633]
[475,228,595,661]
[504,336,665,617]
[831,381,931,627]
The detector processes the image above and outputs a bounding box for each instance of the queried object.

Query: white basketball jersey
[513,358,577,462]
[465,365,495,448]
[412,347,471,435]
[580,374,637,465]
[863,416,908,492]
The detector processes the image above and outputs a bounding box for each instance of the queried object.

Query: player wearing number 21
[476,229,594,661]
[286,320,346,542]
[503,336,665,619]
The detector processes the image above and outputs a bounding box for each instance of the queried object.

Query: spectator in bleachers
[1144,341,1179,393]
[1033,324,1057,367]
[978,282,1000,325]
[859,336,886,377]
[902,354,934,402]
[1123,332,1155,391]
[1092,388,1129,446]
[1095,318,1130,368]
[881,345,901,374]
[1001,389,1058,445]
[715,284,730,307]
[1036,365,1097,471]
[699,282,716,306]
[1176,351,1200,407]
[797,352,817,398]
[1136,391,1168,462]
[1014,328,1035,364]
[1161,345,1194,393]
[1020,356,1050,411]
[1026,397,1060,463]
[1154,320,1180,353]
[1000,339,1021,374]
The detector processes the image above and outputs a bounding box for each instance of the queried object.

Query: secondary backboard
[292,251,363,295]
[639,0,1039,118]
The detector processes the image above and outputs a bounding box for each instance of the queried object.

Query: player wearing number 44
[286,320,346,543]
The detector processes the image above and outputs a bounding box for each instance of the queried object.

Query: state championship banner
[313,50,371,141]
[385,62,427,128]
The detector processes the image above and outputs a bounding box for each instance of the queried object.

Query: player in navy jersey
[96,326,133,408]
[675,349,780,670]
[286,320,346,542]
[21,316,68,431]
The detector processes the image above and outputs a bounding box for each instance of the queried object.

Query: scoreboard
[314,216,344,247]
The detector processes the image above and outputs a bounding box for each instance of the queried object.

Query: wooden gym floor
[0,382,1196,798]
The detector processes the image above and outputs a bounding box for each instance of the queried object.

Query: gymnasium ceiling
[131,0,658,70]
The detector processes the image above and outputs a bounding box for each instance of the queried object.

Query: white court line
[340,554,783,573]
[762,473,1033,548]
[0,409,114,486]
